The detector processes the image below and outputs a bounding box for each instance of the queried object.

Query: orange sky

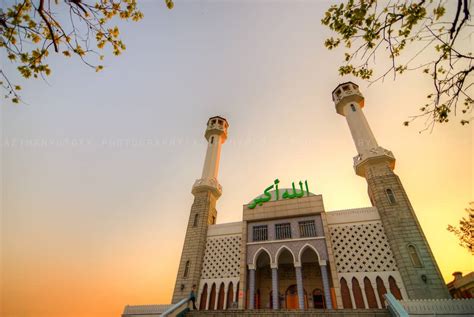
[1,1,472,317]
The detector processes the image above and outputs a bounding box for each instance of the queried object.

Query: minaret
[171,116,229,303]
[332,82,449,299]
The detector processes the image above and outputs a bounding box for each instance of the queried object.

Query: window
[184,260,190,278]
[351,104,356,112]
[211,216,216,225]
[342,85,350,91]
[253,225,268,241]
[218,119,223,125]
[386,189,396,204]
[210,136,214,144]
[408,245,423,267]
[193,214,199,227]
[299,220,316,237]
[275,223,292,240]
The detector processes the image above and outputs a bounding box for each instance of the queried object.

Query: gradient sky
[1,1,473,317]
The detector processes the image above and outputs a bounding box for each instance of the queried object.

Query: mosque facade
[168,82,450,312]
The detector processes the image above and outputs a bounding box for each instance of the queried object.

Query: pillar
[271,265,279,309]
[248,268,256,309]
[295,264,305,310]
[320,262,333,309]
[371,279,382,308]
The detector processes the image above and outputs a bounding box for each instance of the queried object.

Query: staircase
[186,309,392,317]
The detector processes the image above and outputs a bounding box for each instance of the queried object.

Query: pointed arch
[340,278,353,308]
[209,283,216,310]
[275,245,296,264]
[389,276,403,300]
[226,282,234,309]
[352,277,365,308]
[364,277,378,308]
[297,243,321,263]
[376,276,387,308]
[252,247,272,267]
[199,283,208,310]
[217,282,225,310]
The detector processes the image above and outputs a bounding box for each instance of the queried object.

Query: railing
[385,293,408,317]
[161,296,191,317]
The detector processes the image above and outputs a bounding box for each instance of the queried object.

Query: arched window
[408,244,423,267]
[193,214,199,227]
[210,136,214,144]
[386,188,396,204]
[351,104,356,112]
[183,260,190,278]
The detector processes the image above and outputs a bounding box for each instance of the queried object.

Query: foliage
[1,0,173,104]
[447,202,474,255]
[322,0,473,130]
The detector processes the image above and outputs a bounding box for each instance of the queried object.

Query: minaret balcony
[353,146,396,177]
[192,177,223,198]
[205,116,229,141]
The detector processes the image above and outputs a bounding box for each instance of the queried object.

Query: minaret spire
[172,116,229,303]
[332,82,449,299]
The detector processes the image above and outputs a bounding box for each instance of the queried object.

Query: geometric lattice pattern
[330,221,397,273]
[201,235,241,279]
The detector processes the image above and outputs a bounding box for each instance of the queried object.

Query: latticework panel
[329,222,397,273]
[201,235,241,279]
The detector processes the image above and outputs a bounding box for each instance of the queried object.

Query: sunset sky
[1,1,472,317]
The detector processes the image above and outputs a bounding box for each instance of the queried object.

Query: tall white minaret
[332,82,449,299]
[332,82,395,177]
[200,116,228,182]
[193,116,229,198]
[172,116,228,303]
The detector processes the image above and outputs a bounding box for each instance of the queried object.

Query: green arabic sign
[248,179,310,209]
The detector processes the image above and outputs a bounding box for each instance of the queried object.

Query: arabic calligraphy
[248,179,310,209]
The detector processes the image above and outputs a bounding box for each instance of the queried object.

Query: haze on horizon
[1,1,472,317]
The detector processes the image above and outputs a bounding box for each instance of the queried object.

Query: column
[360,277,369,309]
[233,282,238,304]
[223,285,228,310]
[347,278,356,309]
[271,265,279,310]
[295,264,305,310]
[248,268,256,309]
[320,262,333,309]
[371,278,382,308]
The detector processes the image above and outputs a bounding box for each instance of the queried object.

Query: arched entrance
[285,285,307,309]
[300,246,325,309]
[255,249,271,309]
[312,288,325,309]
[276,247,297,309]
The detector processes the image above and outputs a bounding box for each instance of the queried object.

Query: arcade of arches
[248,246,333,310]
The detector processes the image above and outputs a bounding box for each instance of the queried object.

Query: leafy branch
[1,0,174,104]
[322,0,473,130]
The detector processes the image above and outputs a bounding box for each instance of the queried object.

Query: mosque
[122,83,471,316]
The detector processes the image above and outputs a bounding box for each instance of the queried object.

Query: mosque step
[186,309,392,317]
